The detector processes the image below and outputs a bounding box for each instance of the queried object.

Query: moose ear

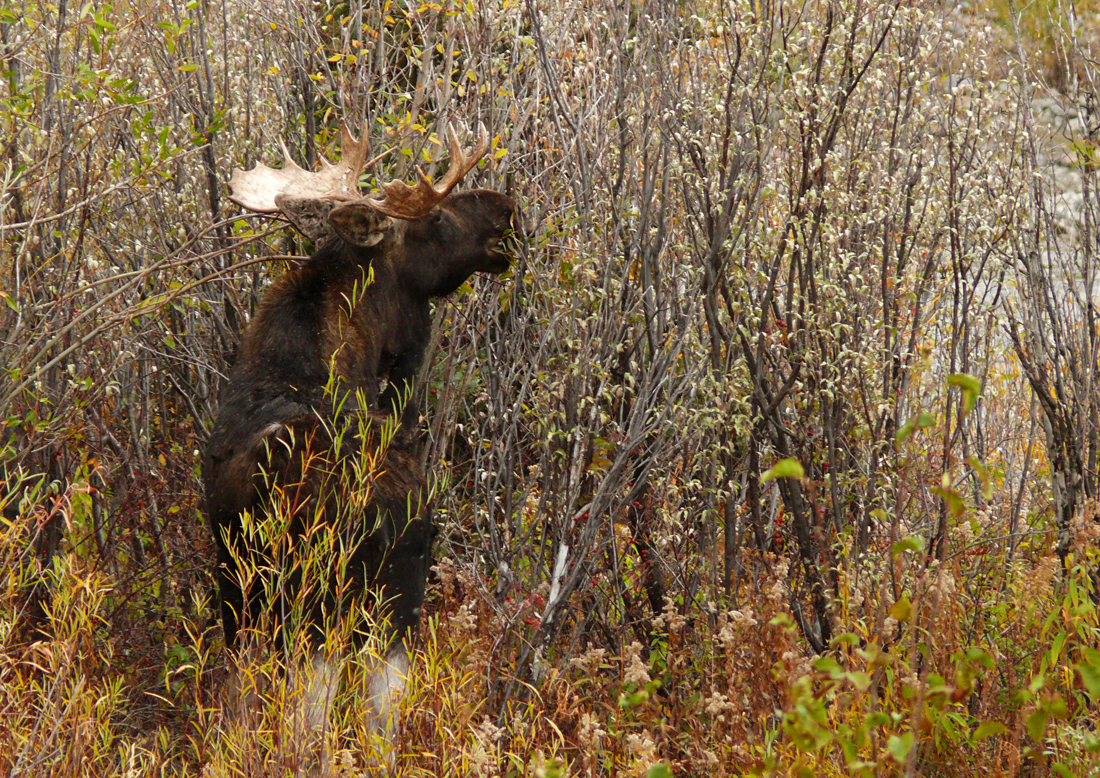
[328,202,390,248]
[274,195,338,244]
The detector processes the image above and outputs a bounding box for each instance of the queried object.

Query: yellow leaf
[890,595,911,622]
[761,458,804,483]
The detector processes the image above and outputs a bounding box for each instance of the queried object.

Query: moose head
[224,121,518,422]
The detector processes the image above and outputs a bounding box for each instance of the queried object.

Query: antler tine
[324,117,372,173]
[228,118,374,214]
[365,122,491,220]
[278,140,305,172]
[436,122,490,196]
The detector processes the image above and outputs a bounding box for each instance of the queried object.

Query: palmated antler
[228,121,489,223]
[228,120,376,213]
[365,123,489,219]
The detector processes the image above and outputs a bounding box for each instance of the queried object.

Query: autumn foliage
[2,0,1100,775]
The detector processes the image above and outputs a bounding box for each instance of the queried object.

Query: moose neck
[408,255,481,300]
[235,241,426,405]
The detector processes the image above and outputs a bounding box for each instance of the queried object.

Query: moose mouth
[479,204,527,270]
[483,239,512,272]
[486,227,522,267]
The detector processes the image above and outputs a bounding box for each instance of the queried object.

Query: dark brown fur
[204,188,516,649]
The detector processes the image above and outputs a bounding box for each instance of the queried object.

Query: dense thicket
[2,0,1100,774]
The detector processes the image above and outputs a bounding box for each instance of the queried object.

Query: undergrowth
[3,464,1100,775]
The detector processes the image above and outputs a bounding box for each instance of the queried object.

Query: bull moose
[203,120,518,755]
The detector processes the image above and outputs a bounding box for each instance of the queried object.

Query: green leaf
[1026,707,1049,742]
[974,721,1008,740]
[856,643,891,667]
[1076,647,1100,702]
[866,711,891,727]
[1029,672,1047,694]
[785,711,833,753]
[963,646,994,670]
[619,688,650,708]
[762,457,804,483]
[931,483,965,518]
[890,595,911,623]
[890,536,924,559]
[886,732,914,764]
[646,765,672,778]
[813,656,843,675]
[1049,631,1067,664]
[832,632,861,647]
[895,411,936,446]
[847,671,872,692]
[925,675,952,710]
[948,373,982,414]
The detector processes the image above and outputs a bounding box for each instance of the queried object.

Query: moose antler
[364,123,490,219]
[228,120,376,213]
[228,121,490,221]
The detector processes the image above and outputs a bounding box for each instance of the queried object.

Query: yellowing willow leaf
[948,372,982,415]
[761,457,804,483]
